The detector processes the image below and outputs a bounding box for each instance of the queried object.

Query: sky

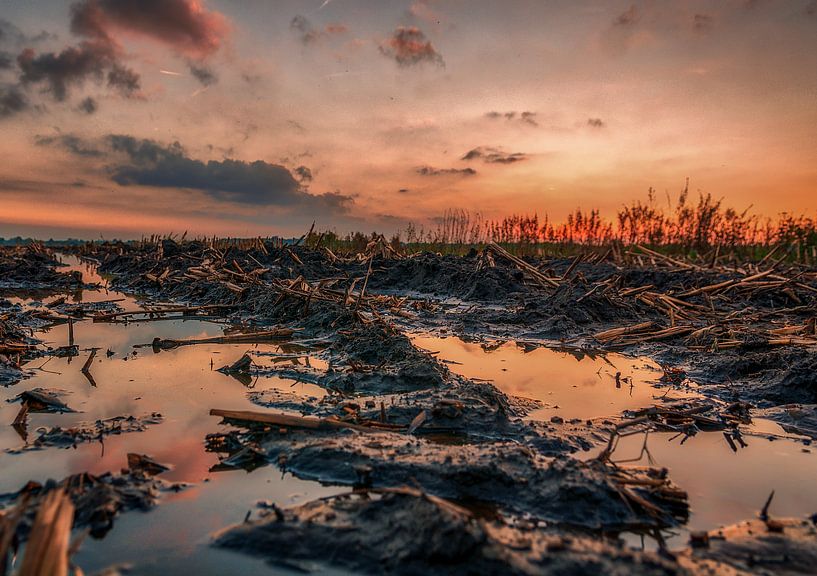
[1,0,816,239]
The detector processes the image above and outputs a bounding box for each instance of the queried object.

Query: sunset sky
[1,0,816,239]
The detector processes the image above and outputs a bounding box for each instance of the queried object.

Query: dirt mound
[215,489,690,576]
[687,348,817,405]
[364,252,527,300]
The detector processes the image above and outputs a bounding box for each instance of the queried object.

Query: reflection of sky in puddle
[413,333,817,550]
[4,257,816,571]
[1,256,342,574]
[599,424,817,549]
[411,334,679,420]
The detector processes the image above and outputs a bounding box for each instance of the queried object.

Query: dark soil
[5,238,809,573]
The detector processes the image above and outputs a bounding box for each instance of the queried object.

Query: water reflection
[411,334,683,420]
[0,255,341,575]
[602,425,817,549]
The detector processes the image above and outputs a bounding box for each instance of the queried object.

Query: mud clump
[324,324,448,394]
[216,489,817,575]
[686,348,817,405]
[690,517,817,574]
[364,252,528,300]
[208,425,686,531]
[215,489,685,575]
[0,461,187,541]
[0,244,82,290]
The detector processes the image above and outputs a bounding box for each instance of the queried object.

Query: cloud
[1,18,55,47]
[692,13,713,33]
[0,84,28,118]
[187,61,217,86]
[294,165,313,183]
[78,96,98,114]
[290,15,320,45]
[289,15,347,45]
[71,0,229,58]
[587,118,605,128]
[484,110,538,127]
[13,1,228,105]
[104,135,310,206]
[416,166,476,177]
[0,52,13,69]
[614,5,640,27]
[379,27,444,67]
[14,2,141,103]
[35,133,104,156]
[107,63,140,96]
[0,19,24,45]
[461,147,527,164]
[17,43,123,102]
[38,133,352,212]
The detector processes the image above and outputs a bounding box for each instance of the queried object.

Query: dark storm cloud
[484,110,538,127]
[587,118,605,128]
[71,0,228,57]
[0,84,29,118]
[78,96,97,114]
[289,15,347,45]
[379,27,444,67]
[461,147,527,164]
[188,62,217,86]
[416,166,476,177]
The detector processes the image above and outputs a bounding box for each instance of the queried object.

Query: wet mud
[1,240,815,574]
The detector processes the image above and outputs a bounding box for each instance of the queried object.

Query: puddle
[413,334,817,550]
[0,256,342,575]
[411,334,684,420]
[601,423,817,549]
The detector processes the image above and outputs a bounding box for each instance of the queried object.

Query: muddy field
[1,239,816,575]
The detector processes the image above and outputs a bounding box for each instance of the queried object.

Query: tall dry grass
[314,182,817,260]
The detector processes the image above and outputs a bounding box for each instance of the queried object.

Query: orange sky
[1,0,816,238]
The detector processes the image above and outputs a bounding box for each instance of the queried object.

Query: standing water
[412,333,817,547]
[1,256,341,575]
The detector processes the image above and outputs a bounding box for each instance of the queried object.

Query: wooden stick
[209,408,393,433]
[487,242,560,288]
[19,489,75,576]
[80,348,98,374]
[92,304,236,322]
[141,328,297,349]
